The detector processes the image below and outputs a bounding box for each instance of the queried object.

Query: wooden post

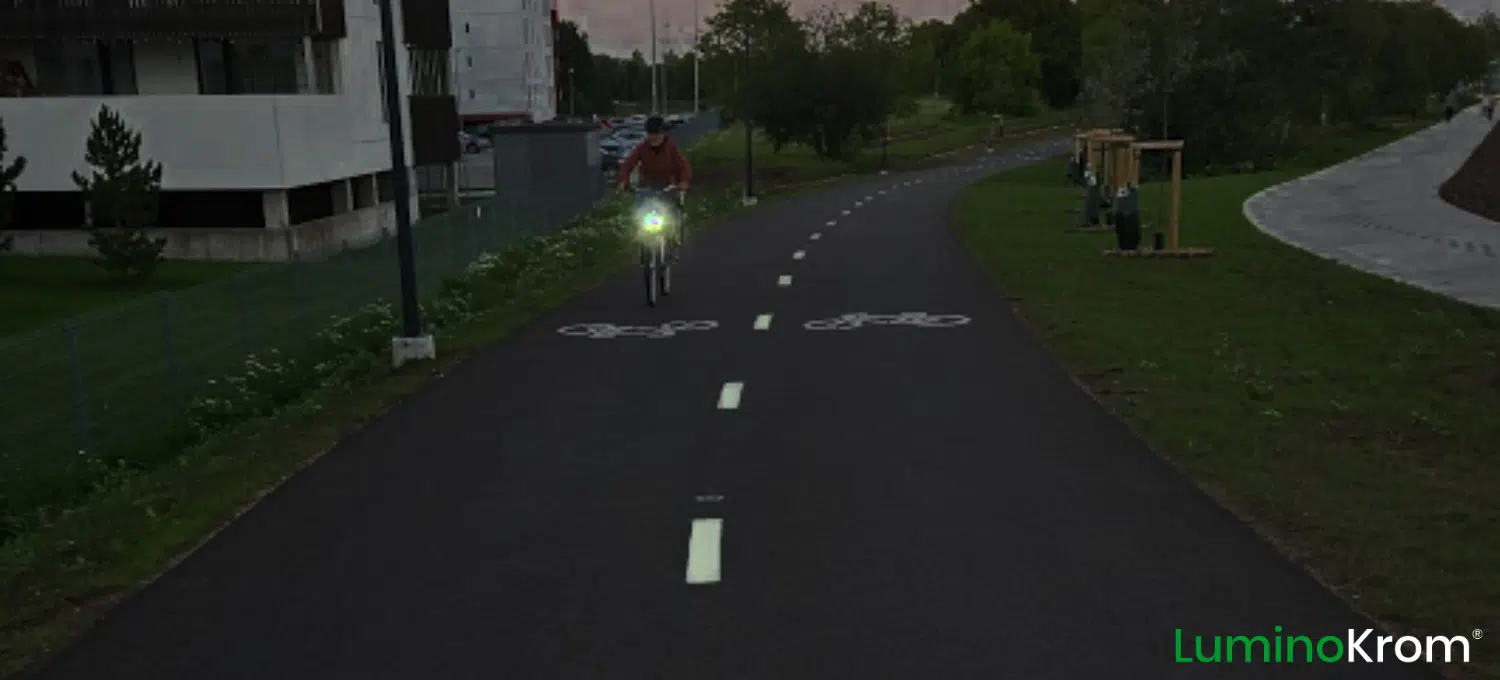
[1169,148,1182,250]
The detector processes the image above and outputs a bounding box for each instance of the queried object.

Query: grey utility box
[489,122,603,206]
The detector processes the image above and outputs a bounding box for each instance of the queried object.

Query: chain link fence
[418,111,722,194]
[0,111,723,524]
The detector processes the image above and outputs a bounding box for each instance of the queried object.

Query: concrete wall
[5,202,402,262]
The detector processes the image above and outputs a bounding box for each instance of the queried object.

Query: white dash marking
[878,190,886,195]
[718,382,744,409]
[827,220,837,226]
[854,201,863,207]
[754,314,772,330]
[793,250,806,260]
[841,209,851,215]
[777,275,793,287]
[865,196,873,201]
[685,518,723,584]
[810,233,821,240]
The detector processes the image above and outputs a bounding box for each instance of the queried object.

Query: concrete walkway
[1244,109,1500,310]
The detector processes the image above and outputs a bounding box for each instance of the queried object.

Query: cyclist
[617,115,693,259]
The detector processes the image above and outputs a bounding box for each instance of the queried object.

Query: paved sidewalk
[1244,109,1500,309]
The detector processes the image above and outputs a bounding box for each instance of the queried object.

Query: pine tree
[0,115,24,254]
[71,105,166,279]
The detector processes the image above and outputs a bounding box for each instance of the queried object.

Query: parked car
[459,131,490,154]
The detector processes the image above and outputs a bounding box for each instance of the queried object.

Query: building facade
[450,0,556,126]
[0,0,460,261]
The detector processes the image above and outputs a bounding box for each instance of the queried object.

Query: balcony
[0,0,346,40]
[0,94,395,191]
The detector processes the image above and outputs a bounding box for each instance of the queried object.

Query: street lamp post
[742,29,755,206]
[649,0,659,113]
[693,0,700,113]
[375,0,431,367]
[568,66,576,116]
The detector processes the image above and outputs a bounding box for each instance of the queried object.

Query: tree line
[555,0,1497,169]
[1079,0,1499,173]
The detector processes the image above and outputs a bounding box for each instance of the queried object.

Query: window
[195,39,299,94]
[407,48,450,96]
[375,41,387,121]
[30,39,138,96]
[195,39,229,94]
[309,39,338,93]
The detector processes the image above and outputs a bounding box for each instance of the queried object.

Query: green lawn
[953,120,1499,680]
[0,257,245,339]
[687,101,1077,189]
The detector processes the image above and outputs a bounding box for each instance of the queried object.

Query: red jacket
[618,138,692,189]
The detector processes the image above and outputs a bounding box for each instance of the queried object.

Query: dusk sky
[556,0,1490,57]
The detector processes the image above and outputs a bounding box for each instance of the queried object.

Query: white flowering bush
[182,188,738,442]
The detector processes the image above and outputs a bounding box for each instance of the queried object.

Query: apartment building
[451,0,557,126]
[0,0,461,261]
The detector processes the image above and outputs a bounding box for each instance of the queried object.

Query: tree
[1078,0,1149,126]
[0,115,23,254]
[952,0,1081,108]
[554,20,595,113]
[696,0,802,122]
[737,2,910,161]
[904,19,946,97]
[71,105,166,280]
[951,20,1042,116]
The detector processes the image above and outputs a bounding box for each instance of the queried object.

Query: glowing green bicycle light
[642,211,664,233]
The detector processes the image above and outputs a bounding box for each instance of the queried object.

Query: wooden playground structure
[1102,138,1213,257]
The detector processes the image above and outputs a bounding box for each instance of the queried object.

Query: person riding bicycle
[617,115,693,259]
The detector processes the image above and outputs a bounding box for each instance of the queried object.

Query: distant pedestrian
[1445,87,1460,123]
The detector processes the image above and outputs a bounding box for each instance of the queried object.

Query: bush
[0,114,24,252]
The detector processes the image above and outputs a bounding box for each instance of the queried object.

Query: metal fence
[0,110,726,521]
[0,179,647,523]
[418,111,723,194]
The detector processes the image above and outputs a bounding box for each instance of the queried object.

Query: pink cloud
[556,0,968,56]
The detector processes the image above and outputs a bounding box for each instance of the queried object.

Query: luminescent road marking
[842,209,851,215]
[685,518,723,584]
[878,190,886,194]
[718,382,743,409]
[854,201,863,207]
[754,314,772,330]
[793,250,806,260]
[827,220,836,226]
[865,195,873,200]
[778,275,793,287]
[811,233,821,240]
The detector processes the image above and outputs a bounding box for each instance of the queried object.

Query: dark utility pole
[376,0,422,338]
[742,30,754,204]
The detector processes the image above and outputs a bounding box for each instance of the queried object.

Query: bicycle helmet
[645,115,666,134]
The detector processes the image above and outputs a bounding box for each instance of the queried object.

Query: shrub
[71,105,166,280]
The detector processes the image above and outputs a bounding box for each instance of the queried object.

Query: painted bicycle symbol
[556,320,718,339]
[803,312,971,331]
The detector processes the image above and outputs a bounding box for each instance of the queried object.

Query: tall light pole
[649,0,659,113]
[663,21,672,110]
[375,0,429,366]
[742,28,755,206]
[568,66,576,116]
[693,0,700,113]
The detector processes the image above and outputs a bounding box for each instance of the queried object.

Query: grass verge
[0,257,247,339]
[688,103,1076,191]
[953,120,1499,679]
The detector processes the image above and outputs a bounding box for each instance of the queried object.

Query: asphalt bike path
[31,141,1441,679]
